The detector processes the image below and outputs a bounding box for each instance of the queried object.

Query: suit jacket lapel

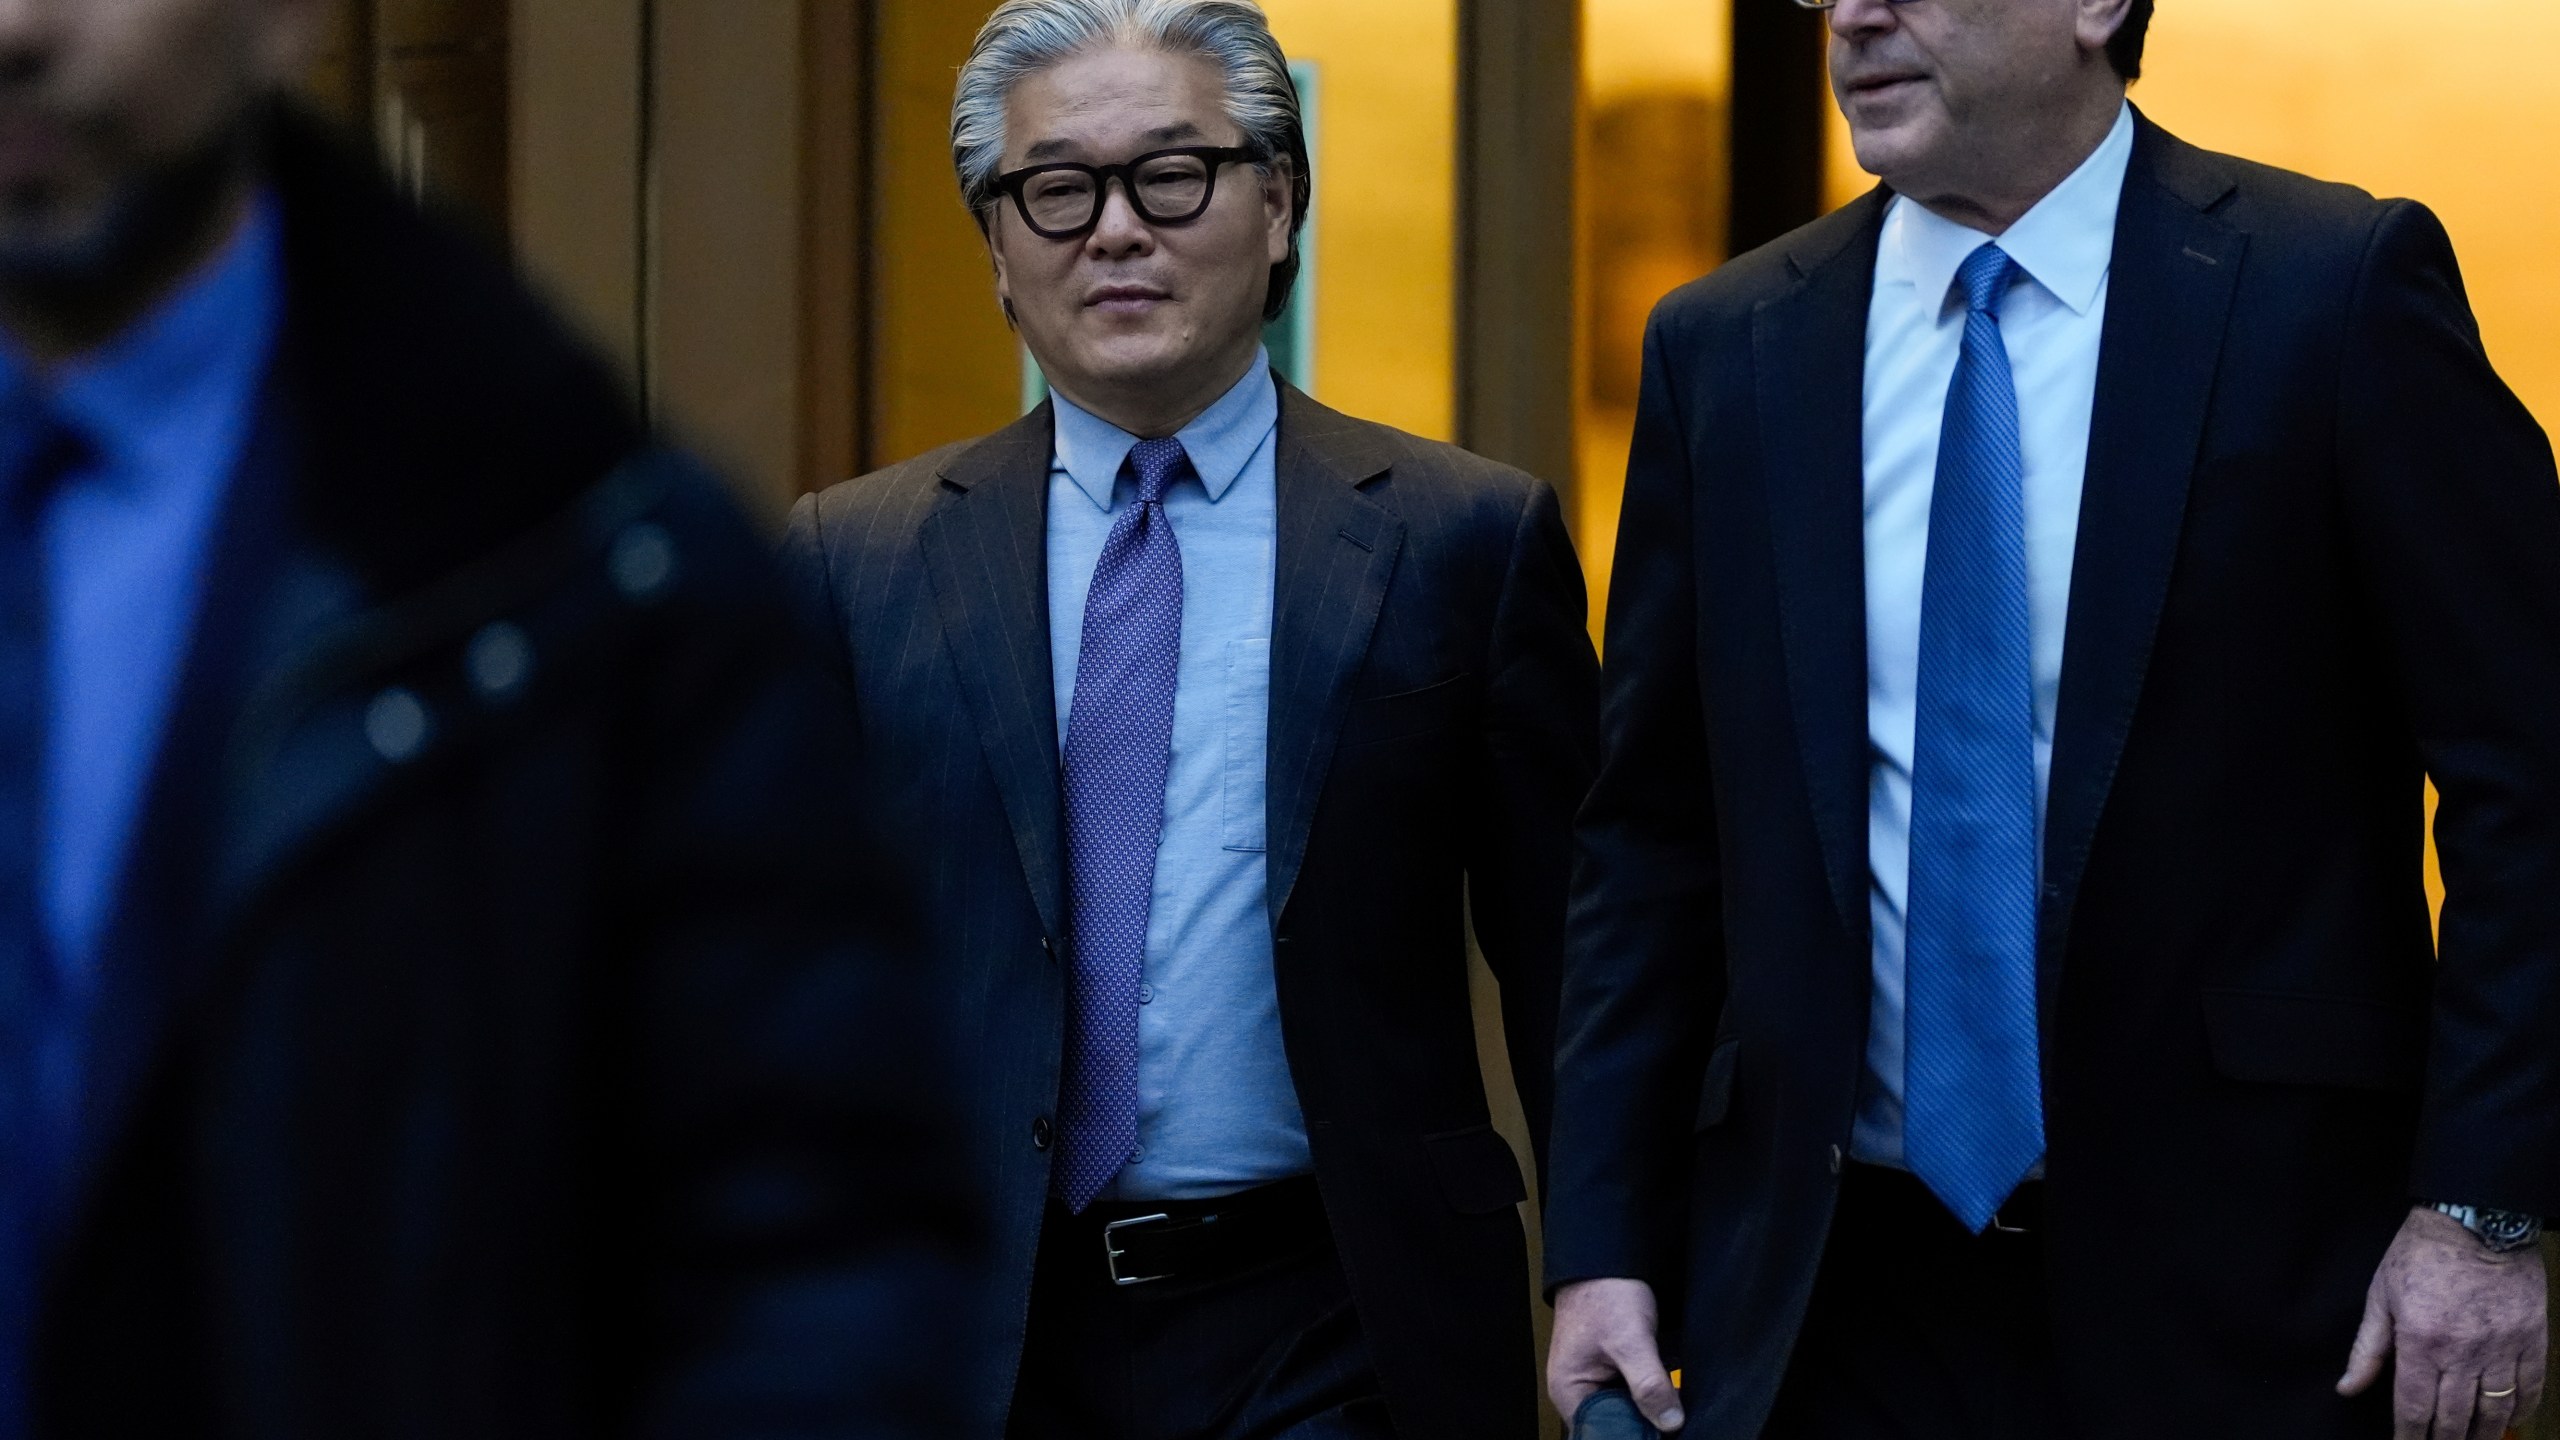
[1755,189,1892,948]
[1266,384,1404,925]
[2041,115,2245,980]
[916,405,1069,939]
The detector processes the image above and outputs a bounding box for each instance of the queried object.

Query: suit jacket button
[466,621,535,702]
[609,523,679,601]
[1828,1144,1844,1176]
[1032,1116,1054,1151]
[365,688,431,763]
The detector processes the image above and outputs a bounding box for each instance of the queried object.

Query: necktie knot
[1125,435,1191,507]
[1957,243,2020,319]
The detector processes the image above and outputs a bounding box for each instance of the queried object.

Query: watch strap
[2433,1202,2546,1255]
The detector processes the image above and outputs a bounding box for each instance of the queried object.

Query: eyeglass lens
[1020,154,1218,235]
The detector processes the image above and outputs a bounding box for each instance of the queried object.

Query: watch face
[2437,1203,2546,1252]
[2480,1211,2544,1251]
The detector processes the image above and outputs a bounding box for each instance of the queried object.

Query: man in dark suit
[782,3,1596,1436]
[1544,0,2559,1437]
[0,2,978,1434]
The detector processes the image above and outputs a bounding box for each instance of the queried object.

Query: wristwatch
[2432,1202,2546,1255]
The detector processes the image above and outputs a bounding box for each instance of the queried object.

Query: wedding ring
[2482,1385,2518,1398]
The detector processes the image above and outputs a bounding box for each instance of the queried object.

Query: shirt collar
[1878,101,2134,319]
[1051,349,1279,512]
[8,190,284,491]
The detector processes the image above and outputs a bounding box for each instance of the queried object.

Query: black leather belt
[1059,1175,1329,1288]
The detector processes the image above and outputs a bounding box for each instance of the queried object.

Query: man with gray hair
[784,2,1597,1437]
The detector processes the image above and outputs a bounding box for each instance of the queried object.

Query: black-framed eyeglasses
[992,145,1264,241]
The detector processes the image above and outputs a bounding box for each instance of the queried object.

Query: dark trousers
[1761,1165,2068,1440]
[1006,1180,1395,1440]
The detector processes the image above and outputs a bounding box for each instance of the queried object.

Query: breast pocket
[1221,638,1271,852]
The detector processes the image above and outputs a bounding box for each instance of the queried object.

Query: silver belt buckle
[1103,1213,1173,1286]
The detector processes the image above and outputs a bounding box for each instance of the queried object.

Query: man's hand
[2338,1206,2549,1439]
[1549,1278,1684,1432]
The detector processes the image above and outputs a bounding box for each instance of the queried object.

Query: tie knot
[1956,243,2020,318]
[1125,435,1191,506]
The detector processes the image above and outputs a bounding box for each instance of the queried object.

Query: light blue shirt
[15,195,282,1004]
[1854,105,2134,1170]
[1046,353,1311,1201]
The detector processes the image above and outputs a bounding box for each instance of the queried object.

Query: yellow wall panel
[2132,1,2560,438]
[1586,0,1727,96]
[870,2,1024,469]
[1579,0,1731,643]
[1260,0,1458,442]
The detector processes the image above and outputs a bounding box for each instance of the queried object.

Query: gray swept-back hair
[953,0,1312,321]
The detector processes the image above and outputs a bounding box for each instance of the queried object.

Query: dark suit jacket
[1544,111,2560,1439]
[31,110,980,1437]
[782,384,1599,1440]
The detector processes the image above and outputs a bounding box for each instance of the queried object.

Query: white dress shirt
[1853,103,2135,1170]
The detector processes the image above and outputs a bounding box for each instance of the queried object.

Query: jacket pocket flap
[1424,1123,1529,1215]
[1340,673,1471,748]
[1694,1038,1741,1133]
[2201,988,2422,1093]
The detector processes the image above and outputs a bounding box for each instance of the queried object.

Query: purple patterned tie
[1054,435,1189,1212]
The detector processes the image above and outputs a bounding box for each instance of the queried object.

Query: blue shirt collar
[2,190,283,494]
[1051,350,1279,512]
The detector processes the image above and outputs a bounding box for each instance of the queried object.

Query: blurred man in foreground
[0,2,976,1434]
[785,2,1597,1435]
[1545,0,2558,1435]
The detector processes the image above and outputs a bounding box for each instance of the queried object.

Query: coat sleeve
[2334,200,2560,1221]
[1542,308,1730,1295]
[628,476,985,1438]
[1463,475,1602,1189]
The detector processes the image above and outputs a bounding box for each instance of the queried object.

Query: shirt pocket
[1221,637,1271,852]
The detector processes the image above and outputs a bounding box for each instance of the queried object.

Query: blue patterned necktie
[1904,243,2044,1233]
[0,402,83,1431]
[1054,435,1190,1213]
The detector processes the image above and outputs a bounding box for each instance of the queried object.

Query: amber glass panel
[1578,0,1732,643]
[2135,3,2560,435]
[1260,0,1459,442]
[869,2,1022,468]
